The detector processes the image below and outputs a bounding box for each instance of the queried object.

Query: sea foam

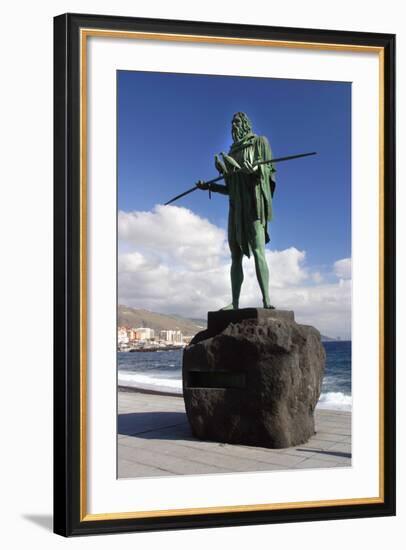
[317,391,352,411]
[118,371,352,410]
[118,371,182,395]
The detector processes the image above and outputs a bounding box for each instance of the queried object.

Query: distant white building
[117,327,129,345]
[159,330,183,344]
[135,327,155,341]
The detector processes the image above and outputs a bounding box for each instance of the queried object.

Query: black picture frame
[54,12,396,537]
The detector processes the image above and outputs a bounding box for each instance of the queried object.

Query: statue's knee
[251,246,261,258]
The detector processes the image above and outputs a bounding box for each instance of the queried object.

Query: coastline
[117,340,352,411]
[119,384,183,398]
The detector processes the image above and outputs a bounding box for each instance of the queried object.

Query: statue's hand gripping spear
[164,152,317,206]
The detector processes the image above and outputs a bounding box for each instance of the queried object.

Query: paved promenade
[118,389,351,478]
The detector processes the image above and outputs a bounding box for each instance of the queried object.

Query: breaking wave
[118,371,182,395]
[118,372,352,410]
[317,391,352,411]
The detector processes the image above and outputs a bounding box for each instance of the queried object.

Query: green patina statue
[196,112,276,310]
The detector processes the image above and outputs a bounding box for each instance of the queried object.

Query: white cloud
[118,251,160,273]
[118,205,227,271]
[334,258,352,280]
[118,206,351,339]
[312,271,323,284]
[266,248,308,287]
[271,280,352,340]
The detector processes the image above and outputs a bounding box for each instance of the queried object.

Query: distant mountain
[118,305,205,336]
[167,313,206,329]
[118,305,343,341]
[320,335,348,342]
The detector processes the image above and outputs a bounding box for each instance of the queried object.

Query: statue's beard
[232,124,249,142]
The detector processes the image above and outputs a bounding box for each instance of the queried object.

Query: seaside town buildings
[159,330,183,344]
[117,326,187,351]
[117,327,129,345]
[134,327,155,341]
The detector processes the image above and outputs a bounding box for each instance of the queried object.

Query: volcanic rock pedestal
[182,309,326,449]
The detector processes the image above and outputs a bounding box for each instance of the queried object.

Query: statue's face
[232,113,249,142]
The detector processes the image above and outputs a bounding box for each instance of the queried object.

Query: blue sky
[118,71,351,271]
[117,71,352,338]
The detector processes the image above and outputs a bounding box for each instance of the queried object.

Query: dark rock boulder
[182,309,325,449]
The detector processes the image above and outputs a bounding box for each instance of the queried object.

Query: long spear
[164,151,317,206]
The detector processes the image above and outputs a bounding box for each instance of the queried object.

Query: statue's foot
[220,303,238,310]
[263,302,276,309]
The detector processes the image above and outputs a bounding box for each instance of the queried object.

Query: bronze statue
[196,112,276,309]
[164,113,316,310]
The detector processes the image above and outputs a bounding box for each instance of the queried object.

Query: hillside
[118,305,206,336]
[118,305,338,340]
[320,335,341,342]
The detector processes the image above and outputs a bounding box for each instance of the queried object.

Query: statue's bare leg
[221,240,244,310]
[251,222,274,309]
[230,247,244,309]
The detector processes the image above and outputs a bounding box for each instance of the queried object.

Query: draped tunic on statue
[212,133,275,258]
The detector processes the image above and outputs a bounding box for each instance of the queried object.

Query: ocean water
[318,341,352,411]
[117,340,352,411]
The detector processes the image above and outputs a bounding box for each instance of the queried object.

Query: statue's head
[231,112,252,142]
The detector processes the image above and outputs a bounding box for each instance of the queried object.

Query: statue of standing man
[196,112,276,310]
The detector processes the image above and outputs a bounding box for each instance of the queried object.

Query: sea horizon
[117,341,352,412]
